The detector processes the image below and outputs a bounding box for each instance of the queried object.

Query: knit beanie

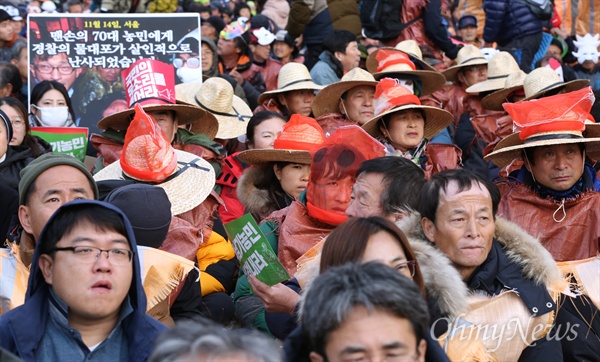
[0,109,12,145]
[18,153,99,205]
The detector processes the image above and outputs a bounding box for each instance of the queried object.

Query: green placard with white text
[30,127,89,162]
[224,214,290,286]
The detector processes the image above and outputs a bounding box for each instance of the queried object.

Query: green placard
[30,127,89,162]
[224,214,290,286]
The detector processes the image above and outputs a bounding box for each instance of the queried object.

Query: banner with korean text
[28,13,201,155]
[224,214,290,286]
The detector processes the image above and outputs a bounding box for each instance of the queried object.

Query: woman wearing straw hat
[310,67,377,134]
[236,114,325,222]
[254,62,323,117]
[484,88,600,361]
[362,78,459,179]
[233,126,385,335]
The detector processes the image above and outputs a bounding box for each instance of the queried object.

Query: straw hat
[97,59,217,139]
[94,149,215,216]
[366,40,438,73]
[257,63,323,104]
[176,78,252,139]
[480,70,527,111]
[521,66,589,102]
[368,49,446,95]
[442,45,488,83]
[237,114,325,165]
[311,68,378,118]
[361,78,453,140]
[485,87,600,167]
[465,52,520,93]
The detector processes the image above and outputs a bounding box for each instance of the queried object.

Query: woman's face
[361,230,412,279]
[32,89,67,117]
[380,109,425,152]
[1,104,26,146]
[0,121,8,159]
[274,163,310,199]
[249,117,286,149]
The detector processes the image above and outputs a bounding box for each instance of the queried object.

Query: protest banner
[30,126,89,162]
[224,214,290,286]
[28,13,202,155]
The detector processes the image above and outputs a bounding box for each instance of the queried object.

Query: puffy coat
[483,0,544,45]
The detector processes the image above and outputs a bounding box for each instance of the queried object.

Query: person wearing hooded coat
[0,200,167,361]
[0,109,33,191]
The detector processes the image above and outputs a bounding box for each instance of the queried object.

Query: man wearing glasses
[0,200,166,360]
[30,52,83,96]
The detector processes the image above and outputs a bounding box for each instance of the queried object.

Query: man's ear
[416,338,427,362]
[19,205,34,236]
[421,217,436,244]
[309,351,325,362]
[338,99,345,115]
[38,254,54,285]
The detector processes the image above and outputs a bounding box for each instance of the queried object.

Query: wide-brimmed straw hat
[521,66,590,102]
[442,45,488,83]
[361,78,453,140]
[366,40,438,73]
[367,49,446,95]
[94,104,216,215]
[98,59,216,138]
[311,68,378,118]
[237,114,325,165]
[176,78,252,139]
[481,70,527,111]
[257,63,323,104]
[465,52,520,93]
[485,87,600,167]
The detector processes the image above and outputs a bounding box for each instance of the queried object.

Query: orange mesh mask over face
[306,126,386,225]
[503,87,595,141]
[120,103,177,182]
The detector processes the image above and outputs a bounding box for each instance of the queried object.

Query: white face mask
[33,105,71,127]
[177,67,203,84]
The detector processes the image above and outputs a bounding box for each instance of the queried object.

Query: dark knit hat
[18,153,99,205]
[0,9,11,23]
[105,184,171,249]
[0,109,12,145]
[202,15,225,35]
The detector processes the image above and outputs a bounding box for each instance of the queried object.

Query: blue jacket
[483,0,544,45]
[310,51,342,86]
[0,200,167,362]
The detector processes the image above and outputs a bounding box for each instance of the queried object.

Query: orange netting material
[373,78,421,116]
[503,87,595,140]
[376,49,417,72]
[273,114,325,151]
[120,103,177,182]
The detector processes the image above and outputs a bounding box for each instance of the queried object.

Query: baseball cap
[202,15,226,35]
[1,5,22,21]
[458,15,477,30]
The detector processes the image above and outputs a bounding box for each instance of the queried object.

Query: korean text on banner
[30,127,89,162]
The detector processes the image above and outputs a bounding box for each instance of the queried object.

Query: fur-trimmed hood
[237,166,292,222]
[396,213,565,318]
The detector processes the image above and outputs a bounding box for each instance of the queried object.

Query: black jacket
[0,146,33,191]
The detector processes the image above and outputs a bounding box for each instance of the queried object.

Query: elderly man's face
[339,85,375,125]
[346,172,386,219]
[310,306,426,362]
[19,165,94,240]
[422,181,495,280]
[525,144,585,191]
[147,110,178,143]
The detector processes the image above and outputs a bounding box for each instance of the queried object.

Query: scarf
[379,137,428,166]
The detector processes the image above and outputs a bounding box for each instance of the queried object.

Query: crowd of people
[0,0,599,360]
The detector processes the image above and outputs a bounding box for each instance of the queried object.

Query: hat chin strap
[340,99,353,122]
[524,152,537,184]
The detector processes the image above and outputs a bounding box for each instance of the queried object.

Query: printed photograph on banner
[27,14,201,156]
[224,214,290,286]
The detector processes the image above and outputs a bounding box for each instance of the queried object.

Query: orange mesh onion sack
[120,104,177,182]
[503,87,595,140]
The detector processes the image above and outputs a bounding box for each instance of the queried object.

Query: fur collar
[396,213,564,317]
[237,167,277,219]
